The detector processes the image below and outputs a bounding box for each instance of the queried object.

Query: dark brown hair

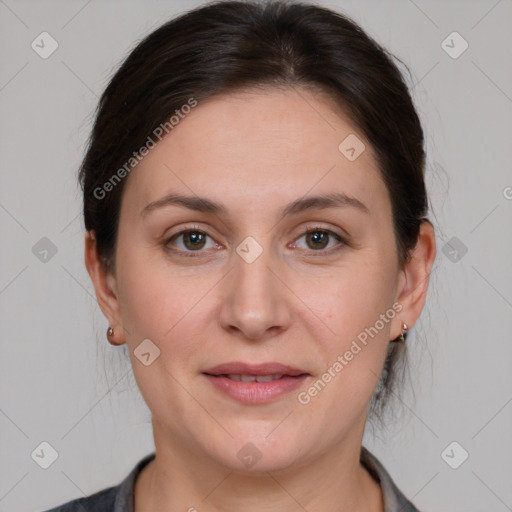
[80,0,431,424]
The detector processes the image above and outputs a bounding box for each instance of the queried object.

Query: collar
[113,447,419,512]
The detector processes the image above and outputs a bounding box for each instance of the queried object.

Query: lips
[204,362,307,377]
[203,362,309,405]
[226,374,284,382]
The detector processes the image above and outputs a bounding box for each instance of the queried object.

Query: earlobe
[393,220,437,338]
[84,231,126,345]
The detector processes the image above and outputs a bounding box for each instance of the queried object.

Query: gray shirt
[43,446,420,512]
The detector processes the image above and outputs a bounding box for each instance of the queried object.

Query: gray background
[1,0,511,511]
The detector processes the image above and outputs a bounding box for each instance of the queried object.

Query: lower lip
[204,374,308,405]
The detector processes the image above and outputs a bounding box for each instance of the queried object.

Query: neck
[134,423,383,512]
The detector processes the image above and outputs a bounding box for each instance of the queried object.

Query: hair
[80,0,431,426]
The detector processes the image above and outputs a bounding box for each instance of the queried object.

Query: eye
[165,228,219,253]
[292,227,346,252]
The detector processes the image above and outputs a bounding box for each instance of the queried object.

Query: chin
[207,427,312,474]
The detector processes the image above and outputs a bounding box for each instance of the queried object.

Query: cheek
[115,246,193,339]
[296,269,396,427]
[306,261,396,340]
[115,254,214,419]
[115,247,223,373]
[299,254,397,402]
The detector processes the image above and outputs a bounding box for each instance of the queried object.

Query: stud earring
[396,322,408,343]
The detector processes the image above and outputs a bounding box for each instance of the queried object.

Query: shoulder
[41,452,156,512]
[361,446,422,512]
[41,485,117,512]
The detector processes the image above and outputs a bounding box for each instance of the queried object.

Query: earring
[106,326,124,346]
[397,322,408,343]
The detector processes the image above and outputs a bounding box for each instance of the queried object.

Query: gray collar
[113,447,419,512]
[360,446,420,512]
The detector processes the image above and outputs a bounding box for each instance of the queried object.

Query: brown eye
[182,231,207,250]
[305,230,330,250]
[294,228,346,252]
[166,229,217,252]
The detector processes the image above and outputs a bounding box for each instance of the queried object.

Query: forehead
[122,87,390,219]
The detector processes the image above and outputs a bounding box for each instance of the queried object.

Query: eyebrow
[140,191,369,218]
[282,193,369,216]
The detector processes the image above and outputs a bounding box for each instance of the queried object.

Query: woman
[45,1,436,510]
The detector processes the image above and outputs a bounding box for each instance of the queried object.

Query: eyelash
[299,224,347,254]
[163,224,347,257]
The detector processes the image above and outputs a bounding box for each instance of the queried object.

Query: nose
[218,244,292,341]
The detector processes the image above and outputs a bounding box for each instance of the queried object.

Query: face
[94,87,416,472]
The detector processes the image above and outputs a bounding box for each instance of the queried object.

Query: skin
[85,86,436,512]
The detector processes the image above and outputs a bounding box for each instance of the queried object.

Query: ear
[84,231,126,345]
[392,220,437,339]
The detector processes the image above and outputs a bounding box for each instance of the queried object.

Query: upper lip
[203,362,308,376]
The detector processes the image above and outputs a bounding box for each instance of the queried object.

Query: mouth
[219,374,289,382]
[203,362,309,405]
